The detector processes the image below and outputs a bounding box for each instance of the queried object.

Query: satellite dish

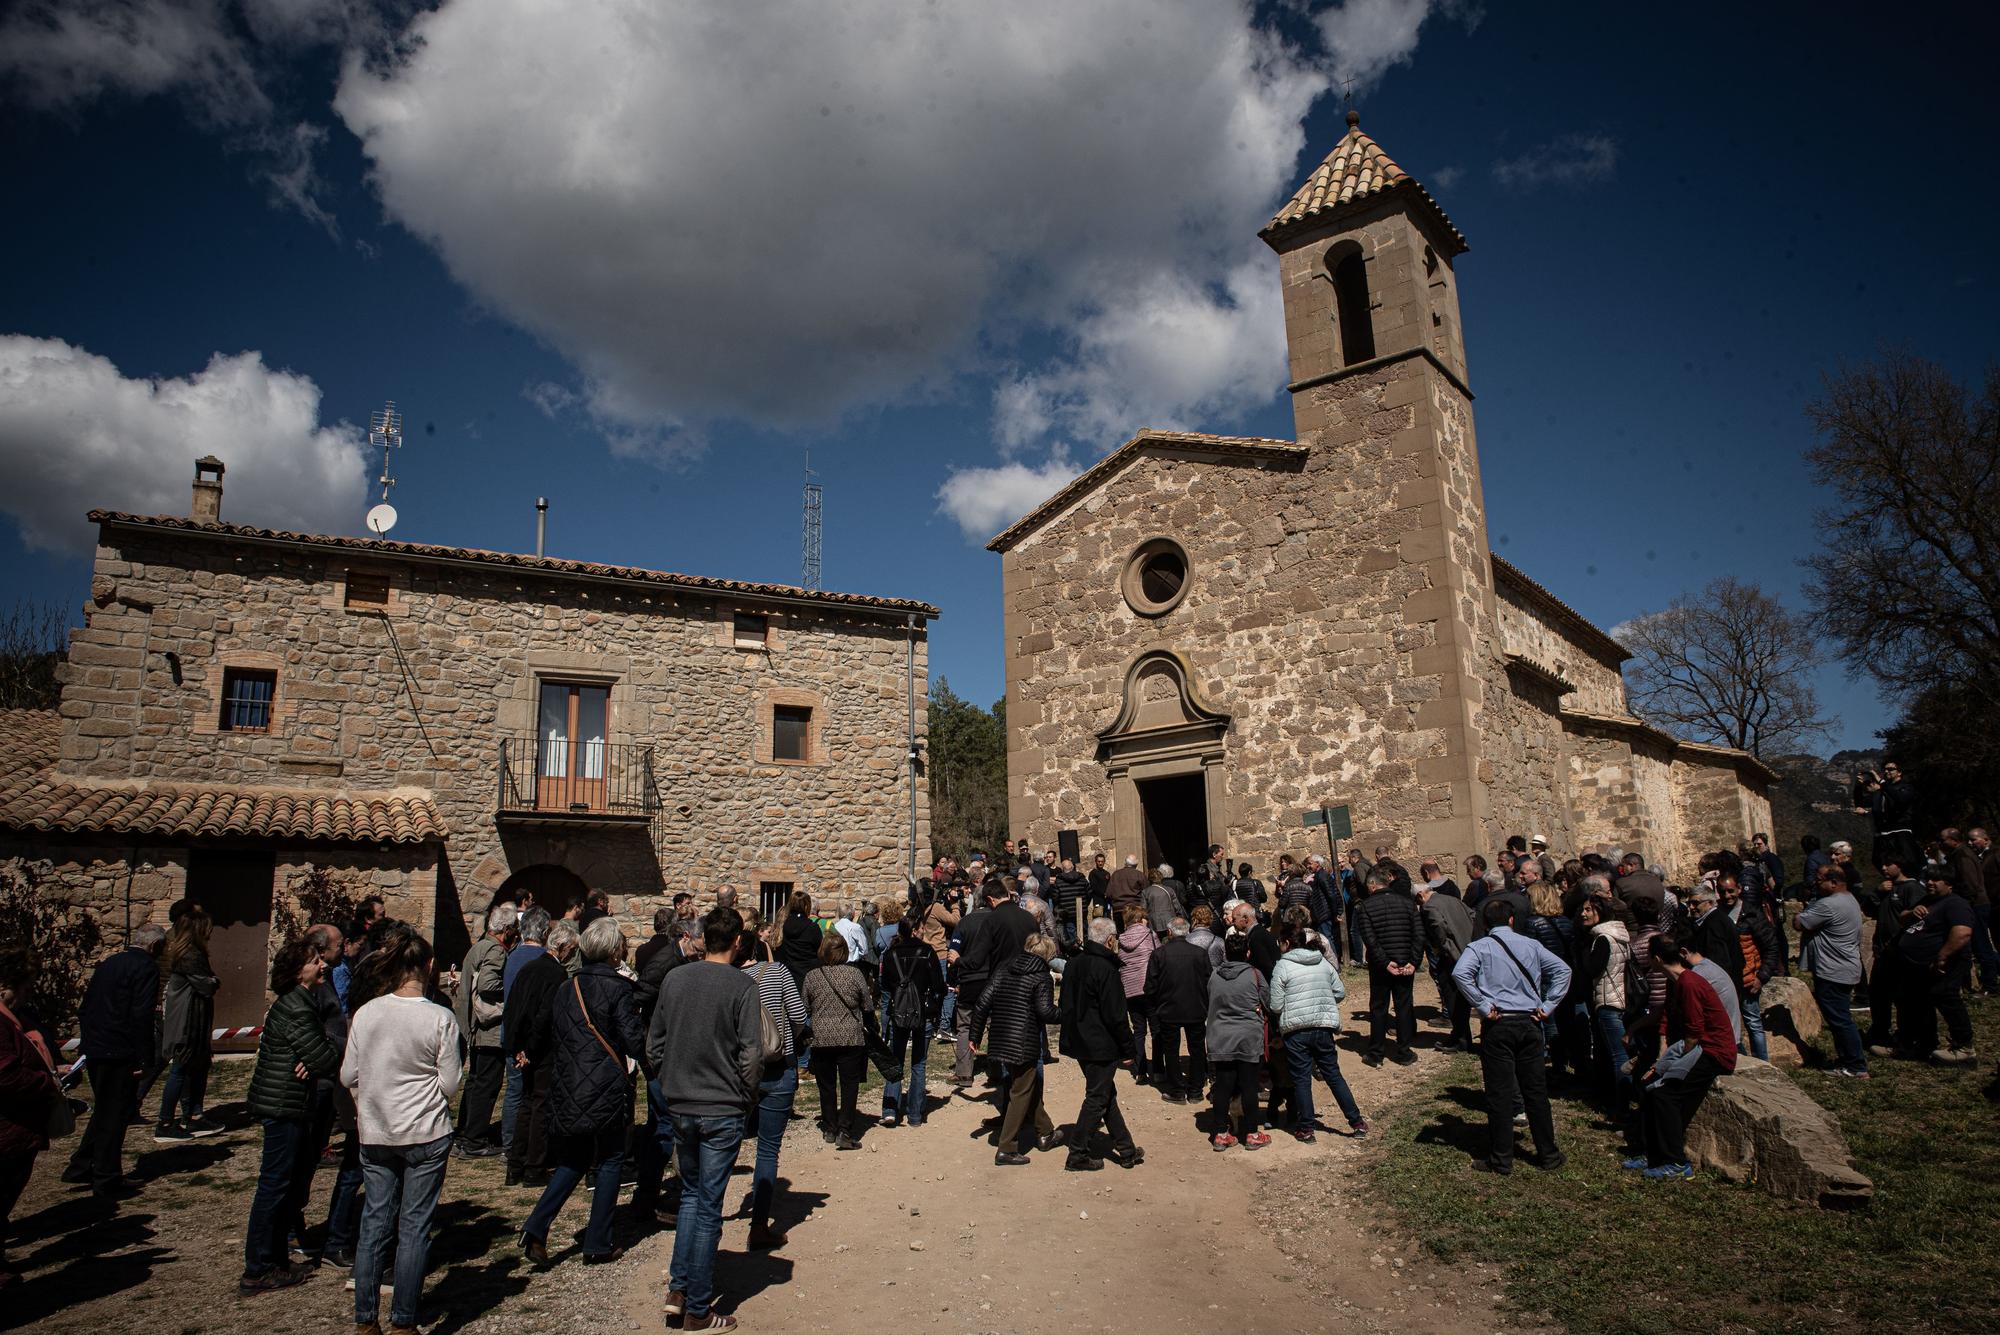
[366,503,398,535]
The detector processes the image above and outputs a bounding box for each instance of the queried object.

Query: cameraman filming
[1853,761,1921,877]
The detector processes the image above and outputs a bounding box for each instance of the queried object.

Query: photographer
[1853,761,1921,877]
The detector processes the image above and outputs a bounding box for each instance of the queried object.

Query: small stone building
[1,467,933,1033]
[989,114,1771,882]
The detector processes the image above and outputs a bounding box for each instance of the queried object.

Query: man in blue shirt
[1452,899,1572,1175]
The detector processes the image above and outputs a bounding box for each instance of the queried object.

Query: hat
[1530,834,1547,847]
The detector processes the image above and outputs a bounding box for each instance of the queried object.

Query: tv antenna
[801,448,822,591]
[366,400,403,535]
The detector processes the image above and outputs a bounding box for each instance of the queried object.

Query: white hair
[1830,841,1853,856]
[487,903,519,935]
[1087,916,1118,946]
[1124,854,1138,866]
[547,919,581,955]
[133,922,167,951]
[1166,917,1189,938]
[580,916,625,963]
[1307,854,1324,867]
[1156,864,1172,877]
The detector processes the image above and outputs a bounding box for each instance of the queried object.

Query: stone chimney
[191,455,224,523]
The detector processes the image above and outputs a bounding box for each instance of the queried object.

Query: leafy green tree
[926,677,1008,862]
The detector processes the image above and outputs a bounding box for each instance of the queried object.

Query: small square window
[772,704,811,762]
[345,569,391,608]
[733,612,769,649]
[219,668,276,733]
[759,881,794,921]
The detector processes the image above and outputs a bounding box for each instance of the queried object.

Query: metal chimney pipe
[535,497,548,557]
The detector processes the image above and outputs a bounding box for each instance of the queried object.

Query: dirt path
[621,1018,1534,1335]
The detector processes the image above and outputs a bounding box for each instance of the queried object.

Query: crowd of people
[1,785,1994,1327]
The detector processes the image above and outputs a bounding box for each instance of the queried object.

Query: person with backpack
[878,918,942,1128]
[1231,865,1268,923]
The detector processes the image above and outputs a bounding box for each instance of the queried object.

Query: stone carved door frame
[1095,650,1231,867]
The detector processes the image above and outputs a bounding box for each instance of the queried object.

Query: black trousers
[67,1061,138,1190]
[1478,1015,1557,1169]
[1150,1021,1207,1094]
[1368,966,1416,1057]
[1902,954,1974,1052]
[1639,1050,1725,1166]
[1437,971,1473,1044]
[1125,997,1154,1077]
[456,1047,504,1147]
[506,1060,551,1176]
[1865,952,1904,1048]
[1072,1060,1133,1156]
[812,1045,867,1138]
[1208,1059,1260,1136]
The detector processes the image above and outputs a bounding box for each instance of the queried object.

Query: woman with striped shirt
[741,921,806,1251]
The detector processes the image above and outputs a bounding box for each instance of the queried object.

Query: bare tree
[1622,577,1829,759]
[0,599,70,711]
[1803,353,2000,709]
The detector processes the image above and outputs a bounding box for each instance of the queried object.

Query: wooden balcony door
[537,681,609,811]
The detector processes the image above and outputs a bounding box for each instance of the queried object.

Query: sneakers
[1866,1045,1896,1058]
[1243,1131,1271,1150]
[1210,1133,1237,1152]
[238,1267,308,1295]
[1290,1127,1316,1144]
[186,1114,226,1137]
[663,1290,688,1319]
[1932,1047,1978,1066]
[1350,1118,1370,1138]
[153,1122,193,1143]
[681,1315,738,1332]
[1621,1155,1650,1171]
[1643,1160,1694,1181]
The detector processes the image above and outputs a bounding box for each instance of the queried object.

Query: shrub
[272,864,366,948]
[0,859,103,1036]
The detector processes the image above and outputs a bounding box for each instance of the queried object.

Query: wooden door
[187,849,277,1048]
[536,681,609,811]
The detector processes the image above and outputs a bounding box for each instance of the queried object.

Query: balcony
[497,734,660,825]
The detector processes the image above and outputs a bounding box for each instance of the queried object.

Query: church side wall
[1494,576,1627,715]
[1483,670,1578,856]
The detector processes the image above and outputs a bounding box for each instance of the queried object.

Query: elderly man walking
[1060,918,1142,1171]
[453,903,517,1157]
[1452,899,1572,1175]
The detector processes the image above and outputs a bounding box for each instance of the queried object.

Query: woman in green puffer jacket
[240,938,340,1295]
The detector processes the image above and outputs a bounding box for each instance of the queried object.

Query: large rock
[1756,974,1825,1068]
[1684,1057,1873,1207]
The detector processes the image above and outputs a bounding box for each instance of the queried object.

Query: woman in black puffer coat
[970,935,1061,1164]
[520,917,649,1265]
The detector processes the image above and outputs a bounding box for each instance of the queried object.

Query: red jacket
[1670,969,1739,1073]
[0,1001,58,1157]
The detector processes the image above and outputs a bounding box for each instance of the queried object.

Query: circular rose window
[1121,537,1190,616]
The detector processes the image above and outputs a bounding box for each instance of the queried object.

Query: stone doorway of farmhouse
[1096,650,1230,873]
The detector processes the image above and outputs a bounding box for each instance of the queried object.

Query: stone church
[989,113,1772,882]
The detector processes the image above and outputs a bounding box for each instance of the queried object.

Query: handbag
[750,964,788,1064]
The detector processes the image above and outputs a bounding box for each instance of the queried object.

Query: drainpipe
[535,497,548,558]
[906,614,919,886]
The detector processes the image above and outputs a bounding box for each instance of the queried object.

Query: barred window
[219,668,276,733]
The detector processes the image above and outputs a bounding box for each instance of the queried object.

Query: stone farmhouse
[989,114,1772,881]
[0,461,933,1035]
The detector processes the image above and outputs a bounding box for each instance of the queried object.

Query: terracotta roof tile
[985,429,1308,552]
[0,709,444,844]
[87,511,939,619]
[1261,112,1466,255]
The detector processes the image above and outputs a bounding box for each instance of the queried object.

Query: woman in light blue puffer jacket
[1266,921,1368,1142]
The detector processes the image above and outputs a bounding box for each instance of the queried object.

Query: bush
[272,864,366,948]
[0,859,103,1036]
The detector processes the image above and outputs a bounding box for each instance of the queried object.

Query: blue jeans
[502,1058,522,1155]
[1740,992,1768,1060]
[936,961,956,1034]
[522,1129,625,1257]
[353,1132,451,1328]
[157,1048,210,1124]
[749,1066,796,1229]
[880,1022,930,1124]
[1591,1006,1634,1118]
[323,1129,364,1254]
[669,1113,744,1319]
[1282,1029,1363,1129]
[1813,976,1867,1073]
[243,1117,311,1277]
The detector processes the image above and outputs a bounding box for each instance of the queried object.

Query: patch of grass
[1373,1000,2000,1334]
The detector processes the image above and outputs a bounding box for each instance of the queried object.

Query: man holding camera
[1854,762,1921,877]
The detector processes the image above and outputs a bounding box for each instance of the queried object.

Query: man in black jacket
[504,920,576,1189]
[951,882,1034,1084]
[1059,918,1140,1171]
[1355,868,1423,1066]
[1681,884,1743,1003]
[63,923,166,1199]
[1048,859,1092,948]
[1143,918,1212,1103]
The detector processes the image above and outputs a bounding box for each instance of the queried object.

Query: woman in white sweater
[340,928,462,1335]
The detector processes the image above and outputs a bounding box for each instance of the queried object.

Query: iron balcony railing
[498,734,660,818]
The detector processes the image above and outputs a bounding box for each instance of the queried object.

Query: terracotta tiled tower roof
[1260,110,1466,254]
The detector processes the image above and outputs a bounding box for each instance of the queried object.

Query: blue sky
[3,2,1995,751]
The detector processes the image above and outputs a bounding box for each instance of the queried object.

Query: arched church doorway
[494,863,589,920]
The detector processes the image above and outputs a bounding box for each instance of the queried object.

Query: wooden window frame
[754,686,826,766]
[733,611,770,650]
[772,704,812,762]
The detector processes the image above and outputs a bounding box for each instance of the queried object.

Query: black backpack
[888,948,927,1032]
[1235,877,1267,906]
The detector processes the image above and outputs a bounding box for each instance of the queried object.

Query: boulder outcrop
[1755,975,1825,1068]
[1683,1057,1872,1207]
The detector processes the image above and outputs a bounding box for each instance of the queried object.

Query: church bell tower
[1260,111,1501,861]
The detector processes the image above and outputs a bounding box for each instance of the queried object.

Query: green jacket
[247,987,340,1122]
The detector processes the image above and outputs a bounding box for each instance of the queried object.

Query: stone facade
[990,117,1770,882]
[7,502,933,984]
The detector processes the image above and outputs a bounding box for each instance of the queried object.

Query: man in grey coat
[453,903,517,1156]
[1416,882,1476,1050]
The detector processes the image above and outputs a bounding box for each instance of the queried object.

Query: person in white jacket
[1266,919,1369,1143]
[341,928,463,1335]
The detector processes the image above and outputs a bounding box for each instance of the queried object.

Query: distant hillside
[1766,749,1879,862]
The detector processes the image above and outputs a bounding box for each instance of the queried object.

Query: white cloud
[1493,133,1619,189]
[0,335,369,553]
[935,449,1082,544]
[1430,164,1465,190]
